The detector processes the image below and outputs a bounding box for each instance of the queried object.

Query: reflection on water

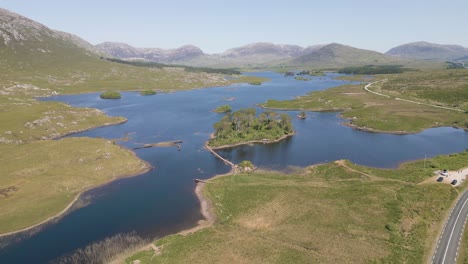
[0,72,466,263]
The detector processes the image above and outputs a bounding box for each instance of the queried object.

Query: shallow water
[0,72,466,263]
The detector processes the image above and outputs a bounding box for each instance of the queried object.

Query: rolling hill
[2,6,452,74]
[97,41,426,69]
[95,41,320,68]
[385,41,468,61]
[0,7,103,72]
[288,43,404,68]
[95,42,206,63]
[0,8,230,95]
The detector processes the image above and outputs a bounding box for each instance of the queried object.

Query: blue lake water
[0,72,467,263]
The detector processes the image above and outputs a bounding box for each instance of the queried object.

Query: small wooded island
[99,91,122,99]
[213,104,232,113]
[208,108,294,148]
[140,89,157,96]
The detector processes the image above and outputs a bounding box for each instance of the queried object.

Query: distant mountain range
[288,43,404,68]
[2,7,468,71]
[96,40,468,68]
[95,42,205,63]
[95,41,406,68]
[94,42,326,67]
[385,41,468,61]
[0,8,231,94]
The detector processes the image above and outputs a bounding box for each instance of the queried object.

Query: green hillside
[0,8,231,96]
[0,7,238,235]
[262,69,468,133]
[127,153,468,264]
[288,43,405,68]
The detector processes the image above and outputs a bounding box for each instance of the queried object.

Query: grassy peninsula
[0,8,273,236]
[208,108,294,148]
[263,69,468,133]
[230,76,269,85]
[0,137,150,234]
[127,151,468,263]
[0,56,266,235]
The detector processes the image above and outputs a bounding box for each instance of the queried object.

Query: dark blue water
[0,72,466,263]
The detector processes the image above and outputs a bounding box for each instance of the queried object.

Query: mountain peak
[385,41,468,60]
[221,42,304,57]
[291,43,399,68]
[0,7,96,54]
[95,42,205,62]
[1,8,51,47]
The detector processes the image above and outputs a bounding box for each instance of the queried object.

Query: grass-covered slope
[289,43,405,68]
[461,221,468,263]
[385,41,468,61]
[380,69,468,111]
[0,137,149,234]
[0,8,236,143]
[127,152,468,263]
[0,8,234,235]
[0,9,230,95]
[263,69,468,133]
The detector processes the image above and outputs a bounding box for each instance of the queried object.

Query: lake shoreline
[136,132,298,245]
[261,103,406,135]
[118,142,238,263]
[261,104,417,135]
[207,132,296,151]
[0,145,153,238]
[341,121,413,135]
[53,115,128,140]
[259,103,346,113]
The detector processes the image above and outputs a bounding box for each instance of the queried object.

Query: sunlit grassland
[127,151,467,263]
[0,98,125,143]
[229,75,269,85]
[460,212,468,264]
[0,33,272,236]
[380,69,468,111]
[262,69,468,133]
[0,137,149,234]
[0,41,273,237]
[456,176,468,264]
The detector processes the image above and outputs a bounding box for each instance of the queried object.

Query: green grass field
[381,69,468,111]
[127,151,468,264]
[460,219,468,264]
[262,69,468,133]
[0,38,268,235]
[0,137,149,234]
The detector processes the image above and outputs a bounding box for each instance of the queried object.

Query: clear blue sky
[1,0,467,53]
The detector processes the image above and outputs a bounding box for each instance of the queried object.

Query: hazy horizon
[1,0,468,53]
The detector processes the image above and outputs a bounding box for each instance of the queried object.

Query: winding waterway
[1,72,467,263]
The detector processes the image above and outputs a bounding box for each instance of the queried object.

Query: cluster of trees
[100,91,121,99]
[140,90,157,96]
[209,108,294,147]
[214,105,232,113]
[248,80,262,85]
[446,61,465,69]
[297,70,324,76]
[285,70,324,77]
[294,76,311,81]
[237,160,255,173]
[338,65,412,75]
